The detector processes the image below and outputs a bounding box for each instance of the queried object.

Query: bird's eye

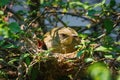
[61,34,66,37]
[60,34,68,39]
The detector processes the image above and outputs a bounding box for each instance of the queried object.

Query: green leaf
[0,10,4,15]
[95,46,112,52]
[0,40,5,46]
[85,58,94,63]
[103,19,114,34]
[87,9,96,17]
[20,53,30,60]
[93,0,106,8]
[31,68,39,80]
[116,56,120,61]
[0,27,9,38]
[69,2,90,9]
[110,0,116,8]
[87,62,111,80]
[76,49,85,57]
[40,0,44,4]
[0,0,9,7]
[3,43,18,48]
[0,58,4,61]
[0,70,7,78]
[25,57,31,66]
[8,22,21,33]
[8,58,18,65]
[78,33,88,39]
[95,46,120,53]
[104,55,113,59]
[117,75,120,80]
[69,0,106,10]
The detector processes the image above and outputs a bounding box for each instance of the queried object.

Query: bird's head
[58,27,79,45]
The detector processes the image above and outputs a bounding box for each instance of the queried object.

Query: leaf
[40,0,44,4]
[3,43,18,48]
[0,10,4,15]
[87,9,97,17]
[95,46,112,52]
[95,45,120,53]
[0,27,9,38]
[8,22,21,33]
[87,62,111,80]
[104,54,113,59]
[116,56,120,61]
[78,33,88,39]
[85,58,94,63]
[20,53,30,60]
[69,0,106,10]
[69,2,90,9]
[103,19,114,34]
[110,0,116,8]
[0,70,7,78]
[62,8,67,13]
[25,57,31,66]
[0,0,9,7]
[0,40,5,46]
[8,58,18,65]
[93,0,106,8]
[31,68,39,80]
[76,49,85,57]
[117,75,120,80]
[0,58,4,61]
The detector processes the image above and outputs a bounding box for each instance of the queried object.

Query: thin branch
[54,15,67,27]
[46,11,94,22]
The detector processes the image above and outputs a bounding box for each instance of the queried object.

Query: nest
[24,52,87,80]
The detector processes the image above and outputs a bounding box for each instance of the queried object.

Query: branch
[46,11,95,22]
[54,15,67,27]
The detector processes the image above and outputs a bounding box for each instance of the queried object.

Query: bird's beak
[71,34,78,37]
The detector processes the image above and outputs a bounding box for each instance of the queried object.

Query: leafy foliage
[103,19,114,34]
[0,0,9,7]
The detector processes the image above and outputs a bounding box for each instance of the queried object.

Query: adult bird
[44,27,80,54]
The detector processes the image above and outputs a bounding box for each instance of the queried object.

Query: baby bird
[43,27,80,53]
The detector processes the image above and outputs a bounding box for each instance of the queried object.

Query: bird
[43,27,80,54]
